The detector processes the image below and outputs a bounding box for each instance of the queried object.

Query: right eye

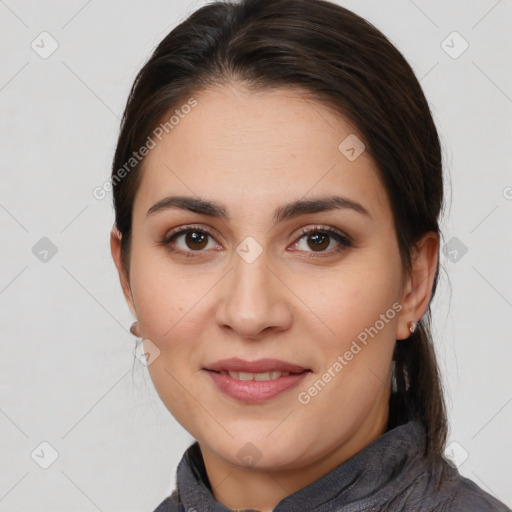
[159,225,221,257]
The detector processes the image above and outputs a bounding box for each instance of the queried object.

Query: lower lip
[204,370,310,403]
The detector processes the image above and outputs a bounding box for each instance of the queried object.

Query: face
[112,83,428,473]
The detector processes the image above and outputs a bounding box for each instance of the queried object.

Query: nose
[215,253,293,340]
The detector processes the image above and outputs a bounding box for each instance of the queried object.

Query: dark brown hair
[111,0,449,467]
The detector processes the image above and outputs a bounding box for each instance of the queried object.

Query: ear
[396,231,439,340]
[110,224,136,318]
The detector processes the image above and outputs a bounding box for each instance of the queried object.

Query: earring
[409,321,417,334]
[130,321,141,338]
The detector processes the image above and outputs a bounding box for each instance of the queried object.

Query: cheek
[298,262,400,412]
[129,246,202,339]
[144,358,212,446]
[306,260,401,345]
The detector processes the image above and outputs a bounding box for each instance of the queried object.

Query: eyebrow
[146,194,372,223]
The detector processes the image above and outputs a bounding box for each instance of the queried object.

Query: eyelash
[159,224,353,259]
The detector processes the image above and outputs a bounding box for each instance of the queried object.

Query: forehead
[133,83,391,222]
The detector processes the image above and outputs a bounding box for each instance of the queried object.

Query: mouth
[210,369,304,381]
[203,358,312,402]
[203,357,311,377]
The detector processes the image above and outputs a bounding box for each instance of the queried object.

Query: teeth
[221,370,291,380]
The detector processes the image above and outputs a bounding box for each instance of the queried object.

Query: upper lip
[204,357,309,373]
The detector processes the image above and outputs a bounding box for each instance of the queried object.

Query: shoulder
[397,458,512,512]
[152,493,184,512]
[443,472,512,512]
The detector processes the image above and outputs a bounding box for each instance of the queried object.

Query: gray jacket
[153,419,511,511]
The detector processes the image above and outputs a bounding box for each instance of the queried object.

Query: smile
[219,370,291,380]
[204,368,310,403]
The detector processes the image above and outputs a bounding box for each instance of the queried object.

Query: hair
[111,0,449,468]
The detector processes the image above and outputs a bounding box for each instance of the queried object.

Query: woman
[110,0,511,510]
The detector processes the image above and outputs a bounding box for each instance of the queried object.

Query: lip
[203,357,309,373]
[204,369,310,403]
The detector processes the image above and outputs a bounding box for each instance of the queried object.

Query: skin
[111,82,439,512]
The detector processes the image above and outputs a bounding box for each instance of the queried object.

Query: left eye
[292,227,353,255]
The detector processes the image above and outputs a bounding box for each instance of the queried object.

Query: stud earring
[409,321,417,334]
[130,321,141,338]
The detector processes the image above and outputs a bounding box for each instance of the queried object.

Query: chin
[203,430,310,471]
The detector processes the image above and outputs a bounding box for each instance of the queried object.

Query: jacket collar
[173,418,430,511]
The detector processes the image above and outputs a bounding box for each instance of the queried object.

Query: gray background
[1,0,511,510]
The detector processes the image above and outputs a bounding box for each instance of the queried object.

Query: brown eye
[293,226,353,257]
[183,231,209,250]
[306,232,330,251]
[160,226,218,256]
